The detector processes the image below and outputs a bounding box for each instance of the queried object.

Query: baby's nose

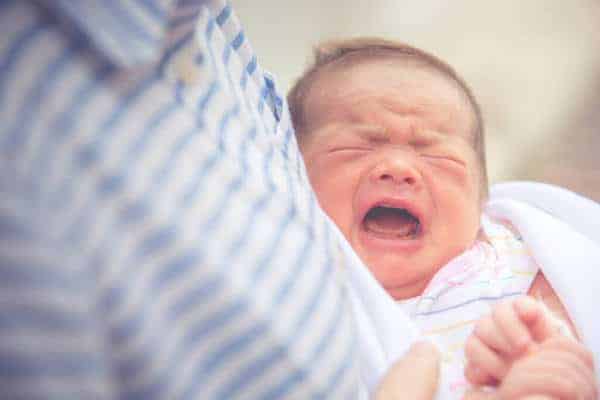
[370,157,421,188]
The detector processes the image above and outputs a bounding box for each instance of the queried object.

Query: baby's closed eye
[325,144,374,160]
[327,146,372,153]
[420,153,466,167]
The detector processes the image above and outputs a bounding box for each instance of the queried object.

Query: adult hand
[464,337,597,400]
[375,341,441,400]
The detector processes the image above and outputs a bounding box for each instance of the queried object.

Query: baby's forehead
[305,56,478,138]
[313,62,468,118]
[313,55,465,101]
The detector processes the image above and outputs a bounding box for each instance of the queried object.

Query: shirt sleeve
[0,192,116,398]
[0,1,360,398]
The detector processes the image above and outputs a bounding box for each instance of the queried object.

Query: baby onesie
[398,215,538,398]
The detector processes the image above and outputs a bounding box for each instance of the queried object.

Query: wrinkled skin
[301,59,481,299]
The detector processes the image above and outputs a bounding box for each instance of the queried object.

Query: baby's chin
[364,260,436,300]
[364,252,459,300]
[382,278,433,300]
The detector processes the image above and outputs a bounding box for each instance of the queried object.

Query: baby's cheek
[310,181,351,231]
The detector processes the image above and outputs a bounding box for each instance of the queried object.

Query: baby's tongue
[364,207,417,238]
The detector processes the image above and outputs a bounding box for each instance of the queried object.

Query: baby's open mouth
[362,205,421,239]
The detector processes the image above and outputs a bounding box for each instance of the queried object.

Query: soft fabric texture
[0,1,360,398]
[399,214,540,399]
[3,1,597,397]
[487,181,600,378]
[346,181,600,396]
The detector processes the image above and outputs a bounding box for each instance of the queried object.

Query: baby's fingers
[472,314,513,357]
[539,336,595,370]
[492,300,533,356]
[514,296,557,342]
[501,349,597,400]
[464,361,496,387]
[464,334,509,384]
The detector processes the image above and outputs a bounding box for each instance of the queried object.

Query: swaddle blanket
[343,181,600,397]
[488,181,600,379]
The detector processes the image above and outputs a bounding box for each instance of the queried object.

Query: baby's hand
[465,337,597,400]
[464,296,559,386]
[500,336,596,399]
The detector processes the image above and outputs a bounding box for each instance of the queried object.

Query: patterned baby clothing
[397,215,538,399]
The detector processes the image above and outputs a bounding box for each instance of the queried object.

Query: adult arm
[0,1,359,398]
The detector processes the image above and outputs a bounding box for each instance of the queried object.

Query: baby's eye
[327,146,372,154]
[421,154,465,166]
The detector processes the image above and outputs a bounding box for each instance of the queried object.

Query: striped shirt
[0,1,359,398]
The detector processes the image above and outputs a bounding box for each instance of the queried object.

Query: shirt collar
[50,0,182,67]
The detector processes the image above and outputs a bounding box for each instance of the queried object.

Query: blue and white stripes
[54,0,170,67]
[0,0,360,398]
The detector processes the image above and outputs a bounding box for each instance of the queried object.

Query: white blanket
[344,181,600,395]
[488,182,600,378]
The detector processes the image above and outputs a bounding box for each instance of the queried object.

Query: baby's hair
[287,37,488,197]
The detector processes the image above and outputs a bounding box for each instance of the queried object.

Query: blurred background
[233,0,600,201]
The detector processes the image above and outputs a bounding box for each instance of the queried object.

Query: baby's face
[300,59,482,299]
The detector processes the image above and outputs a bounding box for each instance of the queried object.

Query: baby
[289,38,486,301]
[288,38,596,398]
